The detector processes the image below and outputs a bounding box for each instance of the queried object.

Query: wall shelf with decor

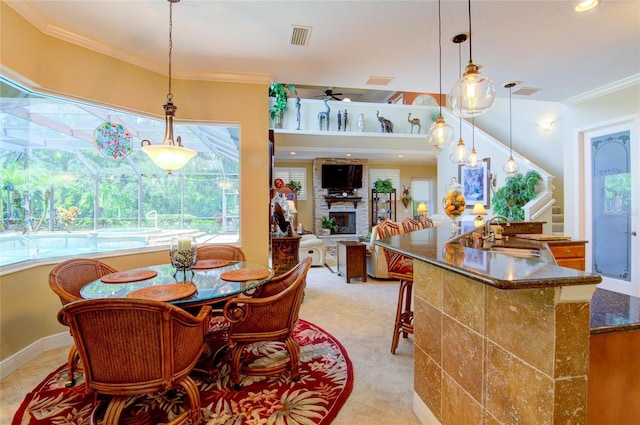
[270,98,439,138]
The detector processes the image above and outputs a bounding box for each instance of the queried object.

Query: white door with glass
[580,115,639,297]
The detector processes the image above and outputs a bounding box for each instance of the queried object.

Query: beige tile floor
[1,263,419,424]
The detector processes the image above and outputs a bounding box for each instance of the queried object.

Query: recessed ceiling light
[398,154,404,158]
[575,0,599,12]
[345,153,352,157]
[290,151,296,155]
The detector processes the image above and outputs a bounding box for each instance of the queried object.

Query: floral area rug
[12,319,353,425]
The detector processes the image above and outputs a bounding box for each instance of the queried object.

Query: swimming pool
[0,230,151,267]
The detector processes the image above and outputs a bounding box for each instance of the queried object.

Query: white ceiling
[5,0,640,163]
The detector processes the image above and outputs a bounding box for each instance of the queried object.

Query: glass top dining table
[80,261,274,308]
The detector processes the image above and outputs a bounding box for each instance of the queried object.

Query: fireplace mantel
[324,196,362,209]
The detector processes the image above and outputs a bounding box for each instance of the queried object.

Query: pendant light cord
[458,38,462,134]
[509,85,513,155]
[167,1,174,102]
[437,0,443,116]
[467,0,473,64]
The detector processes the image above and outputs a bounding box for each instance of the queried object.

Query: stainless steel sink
[487,247,541,258]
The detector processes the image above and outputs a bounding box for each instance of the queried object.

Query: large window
[0,77,240,267]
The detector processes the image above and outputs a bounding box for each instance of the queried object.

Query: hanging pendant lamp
[141,0,196,174]
[448,0,495,118]
[450,34,469,165]
[466,118,482,168]
[427,0,455,150]
[503,82,520,175]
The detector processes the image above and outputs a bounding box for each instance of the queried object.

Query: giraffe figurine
[408,113,421,134]
[317,97,330,131]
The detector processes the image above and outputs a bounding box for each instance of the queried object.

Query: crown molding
[563,74,640,105]
[5,0,272,86]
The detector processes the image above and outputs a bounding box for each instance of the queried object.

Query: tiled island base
[412,261,593,425]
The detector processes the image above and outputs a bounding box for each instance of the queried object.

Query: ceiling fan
[315,89,343,101]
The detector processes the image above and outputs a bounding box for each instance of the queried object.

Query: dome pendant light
[141,0,197,174]
[503,82,520,175]
[427,0,455,150]
[448,0,496,118]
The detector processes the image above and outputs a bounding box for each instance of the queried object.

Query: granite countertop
[590,287,640,334]
[375,227,601,290]
[375,226,640,334]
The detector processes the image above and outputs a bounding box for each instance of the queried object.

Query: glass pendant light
[448,0,496,118]
[141,0,197,174]
[450,33,469,165]
[466,118,482,169]
[427,0,455,149]
[503,82,520,174]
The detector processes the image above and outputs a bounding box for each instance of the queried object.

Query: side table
[337,241,367,283]
[271,235,301,276]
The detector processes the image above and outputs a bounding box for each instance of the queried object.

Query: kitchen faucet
[484,215,510,238]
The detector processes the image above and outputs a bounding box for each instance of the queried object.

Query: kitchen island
[376,226,603,425]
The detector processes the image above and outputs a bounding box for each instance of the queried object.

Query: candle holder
[170,237,197,281]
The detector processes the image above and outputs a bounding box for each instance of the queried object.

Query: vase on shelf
[443,177,466,234]
[356,114,365,132]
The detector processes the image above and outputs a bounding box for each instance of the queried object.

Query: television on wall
[321,164,363,189]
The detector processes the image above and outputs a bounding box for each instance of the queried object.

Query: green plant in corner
[491,170,542,221]
[269,83,296,123]
[373,179,393,194]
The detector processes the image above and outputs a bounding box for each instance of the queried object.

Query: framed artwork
[458,158,490,208]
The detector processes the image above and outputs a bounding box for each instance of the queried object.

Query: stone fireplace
[313,158,369,236]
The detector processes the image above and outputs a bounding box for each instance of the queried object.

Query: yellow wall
[0,3,270,360]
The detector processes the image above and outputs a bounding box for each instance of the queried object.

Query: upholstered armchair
[223,257,312,389]
[48,258,118,386]
[58,298,211,425]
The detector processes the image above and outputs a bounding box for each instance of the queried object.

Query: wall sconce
[540,120,555,133]
[472,202,487,227]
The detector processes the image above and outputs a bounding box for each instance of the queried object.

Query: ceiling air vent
[290,25,312,46]
[366,76,395,86]
[513,87,541,96]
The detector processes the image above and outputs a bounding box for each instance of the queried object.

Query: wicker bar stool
[376,220,415,354]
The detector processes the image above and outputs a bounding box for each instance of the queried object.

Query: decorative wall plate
[94,121,133,160]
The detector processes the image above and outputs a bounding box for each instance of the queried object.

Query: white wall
[562,81,640,237]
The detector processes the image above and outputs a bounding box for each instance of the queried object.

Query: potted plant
[373,178,393,194]
[269,83,296,129]
[401,185,412,208]
[287,180,302,194]
[491,170,542,221]
[320,216,337,235]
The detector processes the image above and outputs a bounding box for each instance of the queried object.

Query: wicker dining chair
[194,244,246,354]
[49,258,118,386]
[223,257,312,389]
[376,220,415,354]
[58,298,211,425]
[197,244,246,261]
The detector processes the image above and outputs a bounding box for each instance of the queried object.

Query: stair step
[552,223,564,233]
[552,214,564,223]
[552,206,562,214]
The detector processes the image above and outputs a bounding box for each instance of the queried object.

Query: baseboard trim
[0,332,72,380]
[413,392,442,425]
